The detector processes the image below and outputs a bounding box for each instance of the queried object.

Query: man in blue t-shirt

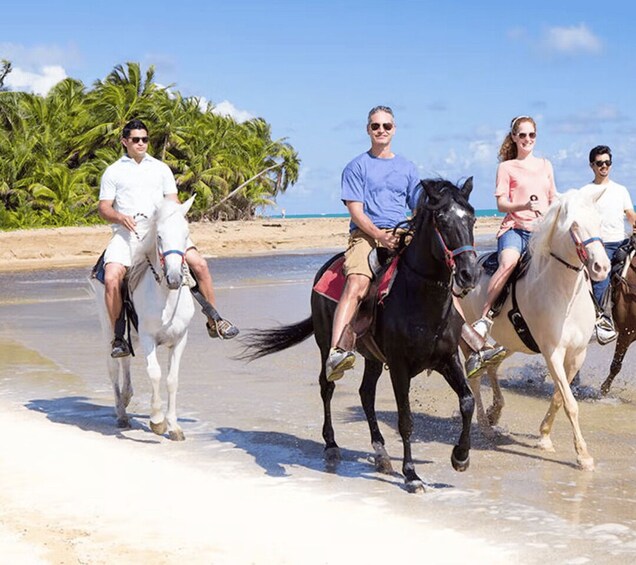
[326,106,420,381]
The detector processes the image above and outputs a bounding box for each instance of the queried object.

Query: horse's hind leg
[165,336,188,441]
[441,355,474,472]
[601,333,632,396]
[359,359,392,474]
[107,356,130,429]
[319,355,340,465]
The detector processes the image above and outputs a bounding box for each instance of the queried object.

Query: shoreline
[0,217,500,273]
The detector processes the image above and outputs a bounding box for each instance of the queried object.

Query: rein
[549,225,602,272]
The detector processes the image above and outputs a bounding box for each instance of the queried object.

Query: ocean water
[266,209,503,220]
[1,248,636,565]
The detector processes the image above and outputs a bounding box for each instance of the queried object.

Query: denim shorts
[497,228,531,255]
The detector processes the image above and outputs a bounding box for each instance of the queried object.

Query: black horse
[242,178,479,493]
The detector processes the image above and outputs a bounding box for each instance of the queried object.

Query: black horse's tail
[238,317,315,361]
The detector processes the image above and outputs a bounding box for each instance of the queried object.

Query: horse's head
[156,197,195,289]
[417,177,479,296]
[530,189,610,281]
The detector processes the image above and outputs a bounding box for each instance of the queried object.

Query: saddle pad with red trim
[312,255,399,303]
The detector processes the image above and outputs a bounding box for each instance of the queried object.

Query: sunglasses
[516,132,536,139]
[370,122,394,131]
[129,136,149,144]
[594,159,612,167]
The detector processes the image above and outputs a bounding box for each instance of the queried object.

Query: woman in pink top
[473,116,557,339]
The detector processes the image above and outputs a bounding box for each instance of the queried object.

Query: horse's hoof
[324,446,341,464]
[600,380,612,397]
[578,456,595,472]
[536,437,555,452]
[375,454,394,474]
[116,417,130,429]
[168,429,185,441]
[150,419,168,436]
[372,442,394,474]
[405,480,426,494]
[451,447,470,472]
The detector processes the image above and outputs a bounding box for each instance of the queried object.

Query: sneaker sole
[326,355,355,382]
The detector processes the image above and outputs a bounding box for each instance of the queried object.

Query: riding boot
[111,309,131,358]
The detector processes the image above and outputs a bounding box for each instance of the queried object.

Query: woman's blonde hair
[498,116,537,162]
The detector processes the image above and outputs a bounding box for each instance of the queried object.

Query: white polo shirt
[580,180,633,242]
[99,153,178,221]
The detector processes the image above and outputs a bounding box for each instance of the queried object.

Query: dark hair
[367,105,394,123]
[122,119,148,139]
[589,145,611,163]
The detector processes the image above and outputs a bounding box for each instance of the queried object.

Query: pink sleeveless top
[495,158,557,238]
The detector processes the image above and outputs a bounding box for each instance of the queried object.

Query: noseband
[549,226,603,272]
[434,224,477,271]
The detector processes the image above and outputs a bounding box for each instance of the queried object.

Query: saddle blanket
[313,255,399,304]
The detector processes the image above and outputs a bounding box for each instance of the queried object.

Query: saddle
[480,251,540,353]
[313,248,398,363]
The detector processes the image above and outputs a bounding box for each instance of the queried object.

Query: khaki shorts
[343,229,394,279]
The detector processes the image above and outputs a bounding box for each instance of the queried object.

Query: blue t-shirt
[341,151,421,232]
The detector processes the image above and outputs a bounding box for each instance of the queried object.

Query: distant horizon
[260,209,506,220]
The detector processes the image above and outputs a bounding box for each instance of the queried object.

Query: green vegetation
[0,62,300,229]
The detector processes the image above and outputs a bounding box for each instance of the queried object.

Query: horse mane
[127,200,184,290]
[528,189,587,260]
[397,178,472,253]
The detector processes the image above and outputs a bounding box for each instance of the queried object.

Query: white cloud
[541,24,602,55]
[0,42,81,67]
[212,100,254,123]
[5,65,67,95]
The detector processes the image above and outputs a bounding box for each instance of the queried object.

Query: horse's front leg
[140,334,167,436]
[164,333,189,441]
[440,354,474,471]
[359,359,392,474]
[542,350,594,470]
[388,365,423,493]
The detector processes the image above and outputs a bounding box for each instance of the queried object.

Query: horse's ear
[422,179,441,204]
[180,196,196,216]
[460,177,473,199]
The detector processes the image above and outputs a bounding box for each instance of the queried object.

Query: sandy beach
[0,216,502,272]
[2,216,635,564]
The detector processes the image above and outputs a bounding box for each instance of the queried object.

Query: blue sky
[3,1,636,214]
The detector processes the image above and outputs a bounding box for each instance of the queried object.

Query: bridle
[133,213,188,285]
[433,223,477,271]
[549,225,602,272]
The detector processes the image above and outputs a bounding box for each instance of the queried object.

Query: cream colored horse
[461,189,609,470]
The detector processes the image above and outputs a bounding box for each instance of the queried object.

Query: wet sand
[1,236,636,563]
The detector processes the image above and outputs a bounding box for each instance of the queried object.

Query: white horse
[461,189,609,470]
[92,198,196,440]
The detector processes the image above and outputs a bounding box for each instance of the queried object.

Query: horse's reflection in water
[91,198,195,440]
[242,178,479,493]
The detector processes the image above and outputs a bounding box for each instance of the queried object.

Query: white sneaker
[595,315,617,345]
[472,317,493,339]
[326,347,356,382]
[595,325,618,345]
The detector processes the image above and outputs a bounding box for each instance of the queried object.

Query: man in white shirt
[580,145,636,344]
[99,119,238,357]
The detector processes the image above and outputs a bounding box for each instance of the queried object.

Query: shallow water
[1,248,635,563]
